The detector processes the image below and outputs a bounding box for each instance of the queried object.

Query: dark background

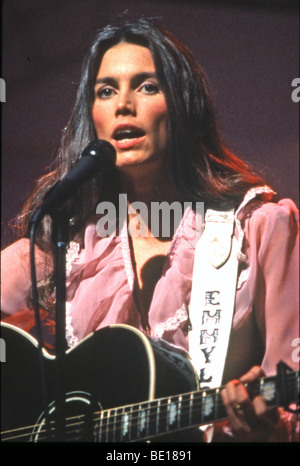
[1,0,299,248]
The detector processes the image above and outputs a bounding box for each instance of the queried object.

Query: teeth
[115,129,143,141]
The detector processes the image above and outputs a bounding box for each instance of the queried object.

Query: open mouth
[113,126,145,143]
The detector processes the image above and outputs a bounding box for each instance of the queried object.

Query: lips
[112,124,146,149]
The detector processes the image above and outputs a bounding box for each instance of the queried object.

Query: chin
[116,153,150,167]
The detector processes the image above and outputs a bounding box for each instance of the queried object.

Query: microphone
[30,140,116,225]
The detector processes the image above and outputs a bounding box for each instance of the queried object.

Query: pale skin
[92,42,180,312]
[92,42,284,441]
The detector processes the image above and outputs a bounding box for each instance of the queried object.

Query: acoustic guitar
[1,322,298,442]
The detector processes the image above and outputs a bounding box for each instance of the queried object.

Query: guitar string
[2,381,297,443]
[19,378,297,443]
[91,381,284,442]
[2,375,297,442]
[1,375,297,442]
[81,373,297,439]
[2,394,226,443]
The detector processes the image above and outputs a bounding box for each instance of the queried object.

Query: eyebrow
[94,72,158,86]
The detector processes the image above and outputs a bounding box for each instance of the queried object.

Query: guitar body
[1,322,198,442]
[2,322,298,442]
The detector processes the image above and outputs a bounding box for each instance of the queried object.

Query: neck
[118,165,181,207]
[117,164,184,241]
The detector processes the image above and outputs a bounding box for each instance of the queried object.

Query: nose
[115,88,136,116]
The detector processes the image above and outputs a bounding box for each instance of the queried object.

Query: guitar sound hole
[31,391,102,442]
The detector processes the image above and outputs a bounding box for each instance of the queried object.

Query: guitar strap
[188,208,239,389]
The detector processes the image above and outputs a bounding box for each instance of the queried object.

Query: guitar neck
[96,388,226,443]
[95,368,298,442]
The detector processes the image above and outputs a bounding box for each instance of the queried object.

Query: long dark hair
[17,18,266,250]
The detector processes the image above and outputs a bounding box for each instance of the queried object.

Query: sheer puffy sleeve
[245,199,299,374]
[1,238,52,317]
[209,198,299,443]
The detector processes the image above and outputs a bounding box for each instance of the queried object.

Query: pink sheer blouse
[1,188,299,382]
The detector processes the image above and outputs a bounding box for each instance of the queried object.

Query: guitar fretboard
[93,371,298,442]
[95,389,224,442]
[1,364,298,443]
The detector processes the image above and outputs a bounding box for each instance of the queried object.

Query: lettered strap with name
[188,209,239,388]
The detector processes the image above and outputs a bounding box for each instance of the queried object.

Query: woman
[1,18,299,442]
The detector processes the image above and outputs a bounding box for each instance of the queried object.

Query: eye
[140,82,160,94]
[96,86,115,99]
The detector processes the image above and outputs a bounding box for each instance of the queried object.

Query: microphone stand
[52,209,69,442]
[28,140,116,441]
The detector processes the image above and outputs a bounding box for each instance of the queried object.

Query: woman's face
[92,42,169,175]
